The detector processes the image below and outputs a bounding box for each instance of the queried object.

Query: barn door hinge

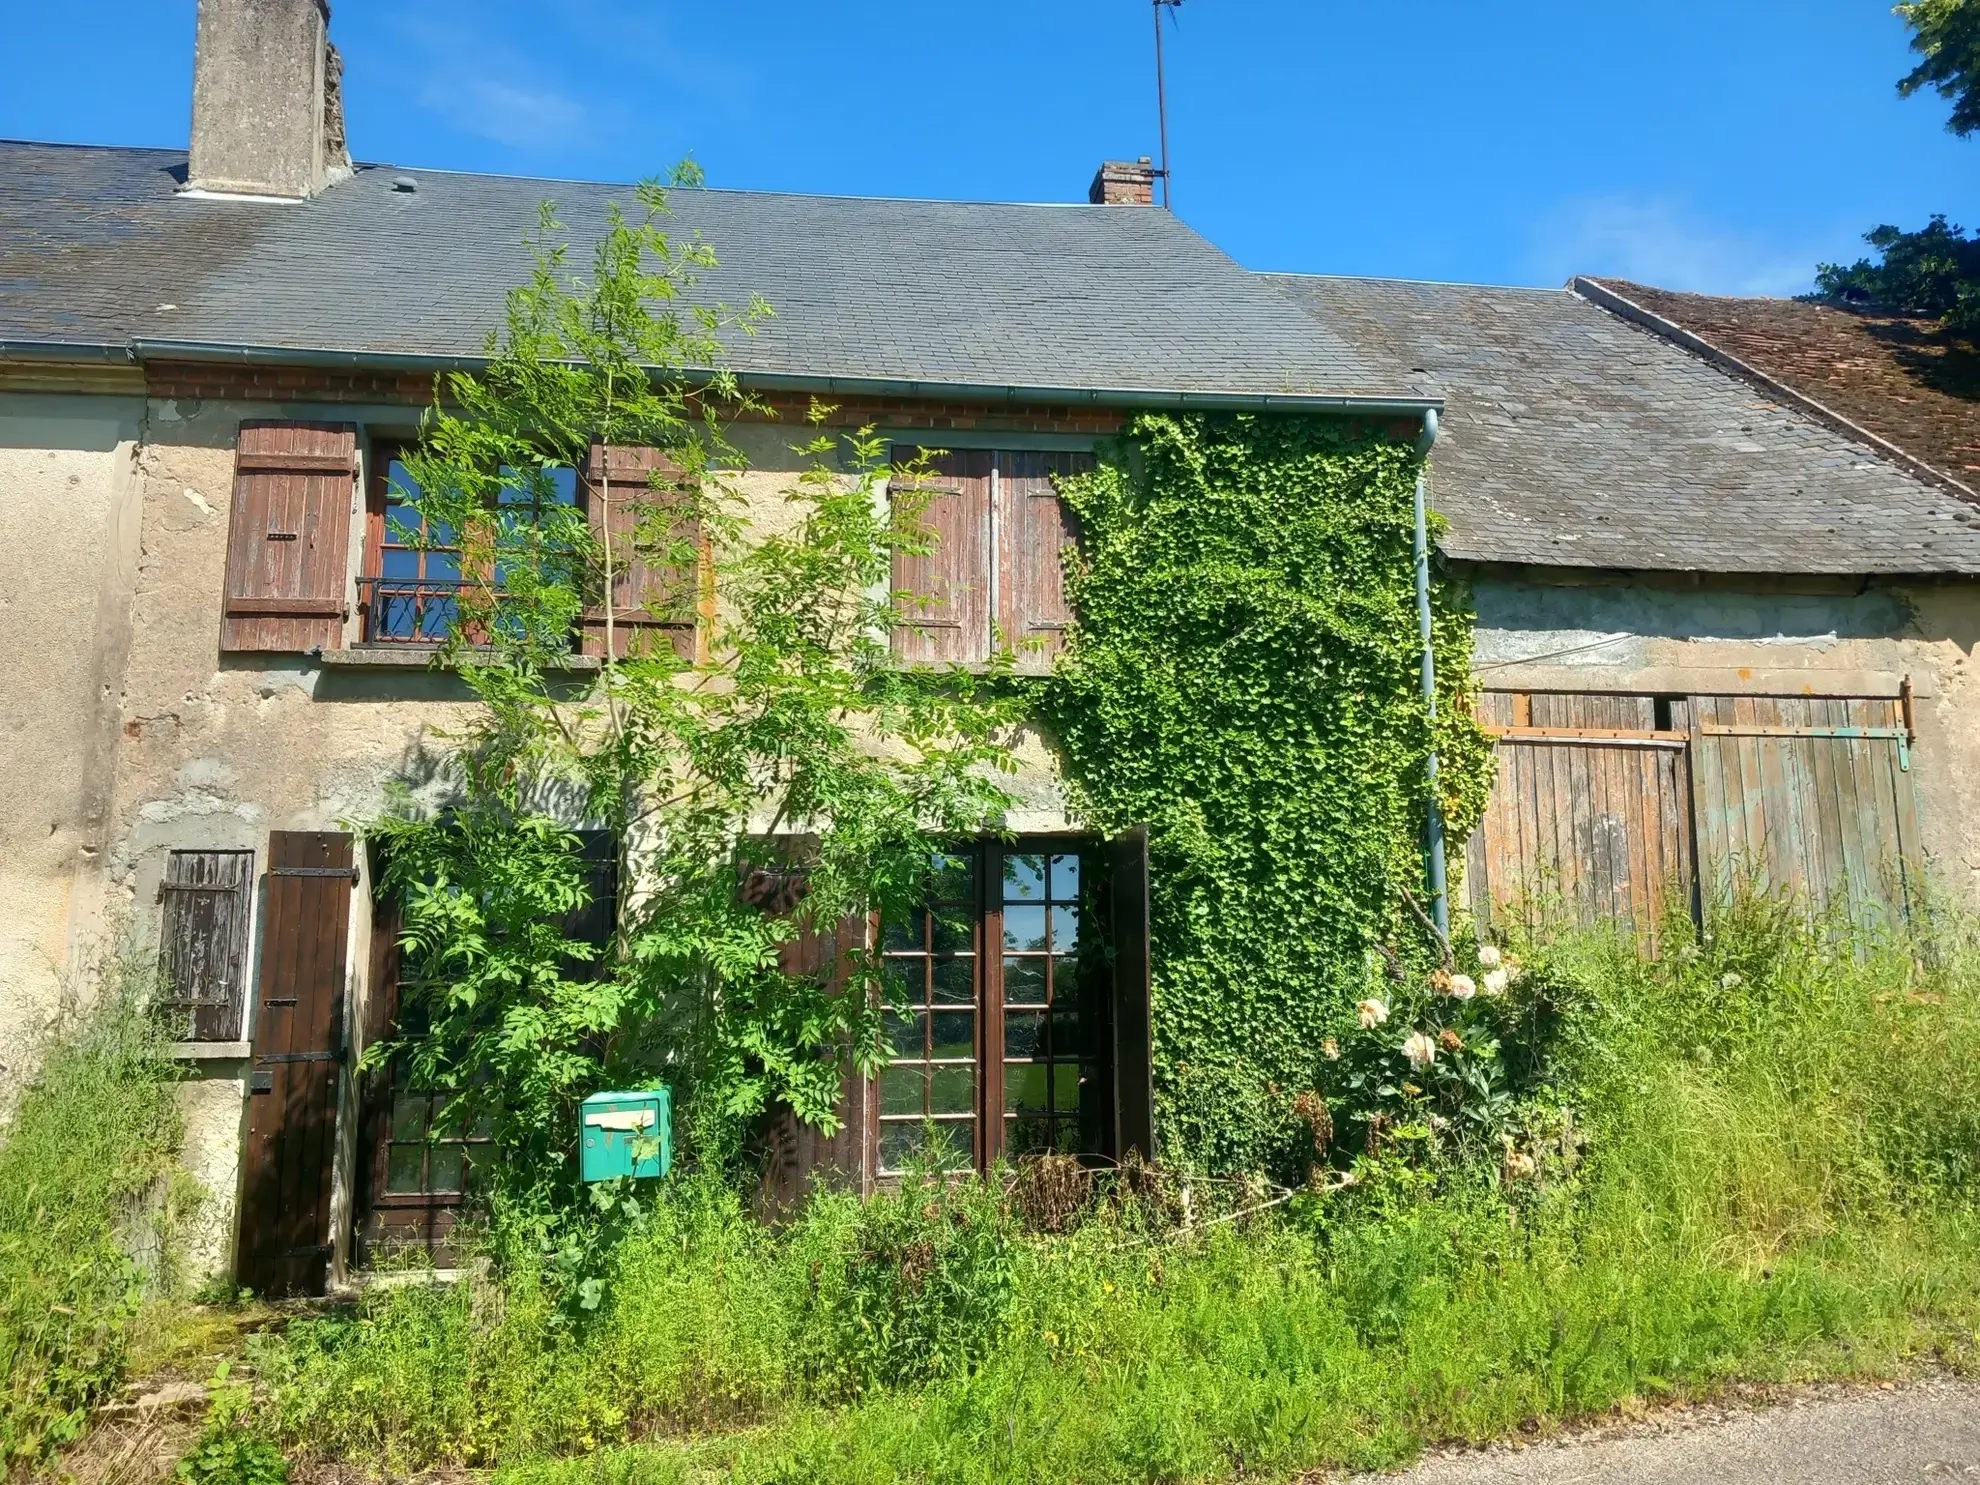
[1694,723,1911,771]
[270,865,359,880]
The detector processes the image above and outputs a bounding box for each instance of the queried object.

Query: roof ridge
[1263,268,1568,295]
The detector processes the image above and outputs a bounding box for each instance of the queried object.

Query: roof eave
[1,338,1438,416]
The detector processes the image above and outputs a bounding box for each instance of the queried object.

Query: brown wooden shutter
[221,422,358,652]
[158,849,254,1041]
[581,442,699,660]
[744,846,875,1211]
[996,451,1092,675]
[891,448,991,665]
[237,831,354,1297]
[1109,826,1155,1161]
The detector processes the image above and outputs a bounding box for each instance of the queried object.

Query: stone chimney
[187,0,351,199]
[1088,158,1157,206]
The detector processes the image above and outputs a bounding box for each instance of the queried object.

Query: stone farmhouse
[2,0,1976,1291]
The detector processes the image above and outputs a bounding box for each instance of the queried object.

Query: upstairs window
[890,448,1092,674]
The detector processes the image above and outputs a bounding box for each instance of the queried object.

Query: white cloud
[1525,196,1845,297]
[417,71,590,151]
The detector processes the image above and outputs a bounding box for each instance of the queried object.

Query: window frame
[873,835,1112,1175]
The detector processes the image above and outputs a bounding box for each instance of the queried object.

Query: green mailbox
[579,1088,671,1182]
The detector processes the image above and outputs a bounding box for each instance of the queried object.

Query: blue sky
[4,1,1973,294]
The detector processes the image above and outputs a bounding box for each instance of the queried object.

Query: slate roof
[1267,272,1980,576]
[1595,279,1980,488]
[0,140,1415,405]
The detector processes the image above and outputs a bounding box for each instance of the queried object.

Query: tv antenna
[1154,0,1182,209]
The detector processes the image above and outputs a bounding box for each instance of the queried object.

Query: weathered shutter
[581,442,699,659]
[237,831,354,1297]
[996,451,1091,675]
[158,849,254,1041]
[1109,826,1155,1161]
[743,847,875,1211]
[221,422,357,652]
[891,448,992,665]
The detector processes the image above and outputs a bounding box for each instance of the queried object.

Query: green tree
[1898,0,1980,136]
[1812,214,1980,329]
[367,174,1023,1208]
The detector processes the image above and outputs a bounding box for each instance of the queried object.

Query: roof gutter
[109,337,1443,416]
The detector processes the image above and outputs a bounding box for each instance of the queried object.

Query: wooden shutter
[891,449,992,665]
[221,422,357,652]
[237,831,354,1297]
[1467,692,1695,950]
[996,451,1091,675]
[581,442,699,659]
[1109,826,1155,1161]
[158,850,254,1041]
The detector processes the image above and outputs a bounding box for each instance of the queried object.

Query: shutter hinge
[256,1051,344,1065]
[269,865,359,880]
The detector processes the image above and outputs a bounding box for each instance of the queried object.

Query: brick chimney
[1088,158,1157,206]
[187,0,351,199]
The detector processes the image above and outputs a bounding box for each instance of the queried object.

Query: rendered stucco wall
[1471,572,1980,902]
[0,393,144,1096]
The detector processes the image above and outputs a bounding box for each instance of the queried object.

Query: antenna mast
[1154,0,1181,209]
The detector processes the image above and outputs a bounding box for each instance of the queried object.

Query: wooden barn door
[1469,692,1695,947]
[237,832,354,1297]
[1689,694,1923,934]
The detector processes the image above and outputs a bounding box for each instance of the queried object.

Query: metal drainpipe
[1413,408,1449,939]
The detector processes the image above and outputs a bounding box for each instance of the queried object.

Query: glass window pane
[386,1144,425,1194]
[386,462,420,501]
[879,1120,921,1173]
[1053,1062,1083,1113]
[930,1011,974,1061]
[931,1064,975,1114]
[1005,1116,1052,1158]
[931,908,974,954]
[1003,853,1046,902]
[1005,1061,1051,1113]
[929,851,974,900]
[1003,905,1047,952]
[886,1011,925,1057]
[1051,1005,1081,1058]
[381,547,419,579]
[389,1094,427,1141]
[1049,853,1080,899]
[926,1119,973,1170]
[880,1063,926,1116]
[881,910,924,953]
[1050,905,1080,952]
[468,1106,496,1139]
[427,550,462,582]
[1004,1009,1045,1058]
[1003,956,1047,1007]
[931,956,974,1005]
[546,465,578,504]
[418,596,457,639]
[430,518,457,548]
[428,1144,465,1194]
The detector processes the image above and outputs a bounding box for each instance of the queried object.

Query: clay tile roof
[1589,279,1980,494]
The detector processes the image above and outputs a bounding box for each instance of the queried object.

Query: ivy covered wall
[1041,412,1494,1176]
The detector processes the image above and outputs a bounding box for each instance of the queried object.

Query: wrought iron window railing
[357,576,467,644]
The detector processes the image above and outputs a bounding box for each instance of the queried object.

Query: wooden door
[1468,692,1695,946]
[237,831,354,1297]
[1689,694,1923,933]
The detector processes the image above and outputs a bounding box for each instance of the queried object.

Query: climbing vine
[1040,412,1497,1176]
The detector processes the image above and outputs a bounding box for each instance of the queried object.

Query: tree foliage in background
[1808,4,1980,328]
[1040,413,1497,1176]
[1813,215,1980,331]
[368,174,1023,1211]
[1898,0,1980,135]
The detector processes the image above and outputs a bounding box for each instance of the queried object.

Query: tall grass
[0,960,185,1467]
[255,902,1980,1483]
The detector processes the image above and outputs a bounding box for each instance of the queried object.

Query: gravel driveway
[1363,1377,1980,1484]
